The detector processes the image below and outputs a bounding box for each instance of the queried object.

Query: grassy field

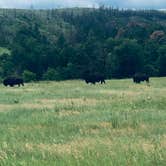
[0,78,165,165]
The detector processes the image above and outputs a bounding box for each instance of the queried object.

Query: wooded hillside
[0,8,166,81]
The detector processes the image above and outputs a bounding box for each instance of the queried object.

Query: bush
[58,63,78,80]
[42,68,61,81]
[23,70,36,82]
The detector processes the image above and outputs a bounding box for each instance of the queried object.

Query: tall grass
[0,78,165,165]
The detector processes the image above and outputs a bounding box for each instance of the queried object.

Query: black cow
[133,73,149,84]
[3,77,24,87]
[84,74,106,84]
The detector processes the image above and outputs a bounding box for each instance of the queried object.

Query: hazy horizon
[0,0,166,10]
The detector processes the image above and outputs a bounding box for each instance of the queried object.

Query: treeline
[0,7,166,81]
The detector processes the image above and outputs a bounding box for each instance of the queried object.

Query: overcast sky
[0,0,165,9]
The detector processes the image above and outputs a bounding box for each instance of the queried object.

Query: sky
[0,0,166,9]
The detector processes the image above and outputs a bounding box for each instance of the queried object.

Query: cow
[133,73,149,84]
[3,77,24,87]
[84,74,106,84]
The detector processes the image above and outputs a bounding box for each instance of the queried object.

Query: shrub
[42,68,61,81]
[23,70,36,82]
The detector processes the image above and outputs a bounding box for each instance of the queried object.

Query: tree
[158,45,166,76]
[0,53,14,77]
[23,70,36,82]
[0,8,166,80]
[42,68,61,81]
[113,39,144,78]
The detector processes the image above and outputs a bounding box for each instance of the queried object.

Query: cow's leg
[146,78,149,83]
[85,80,89,84]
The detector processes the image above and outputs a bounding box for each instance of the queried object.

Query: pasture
[0,78,165,165]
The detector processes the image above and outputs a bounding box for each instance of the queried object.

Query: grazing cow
[3,77,24,87]
[133,73,149,84]
[84,74,106,84]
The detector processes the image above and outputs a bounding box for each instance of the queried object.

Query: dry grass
[0,103,55,111]
[58,110,80,117]
[99,122,112,128]
[24,138,97,156]
[141,143,155,153]
[38,98,99,106]
[0,104,14,112]
[99,90,143,96]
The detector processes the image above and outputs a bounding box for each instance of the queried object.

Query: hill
[0,8,166,80]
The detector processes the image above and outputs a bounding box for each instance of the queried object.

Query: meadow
[0,78,165,165]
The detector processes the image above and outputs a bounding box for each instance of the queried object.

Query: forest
[0,7,166,81]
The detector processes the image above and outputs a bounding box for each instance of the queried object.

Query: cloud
[0,0,165,9]
[97,0,166,9]
[122,0,166,9]
[0,0,98,9]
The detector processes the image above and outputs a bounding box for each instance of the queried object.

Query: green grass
[0,78,165,165]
